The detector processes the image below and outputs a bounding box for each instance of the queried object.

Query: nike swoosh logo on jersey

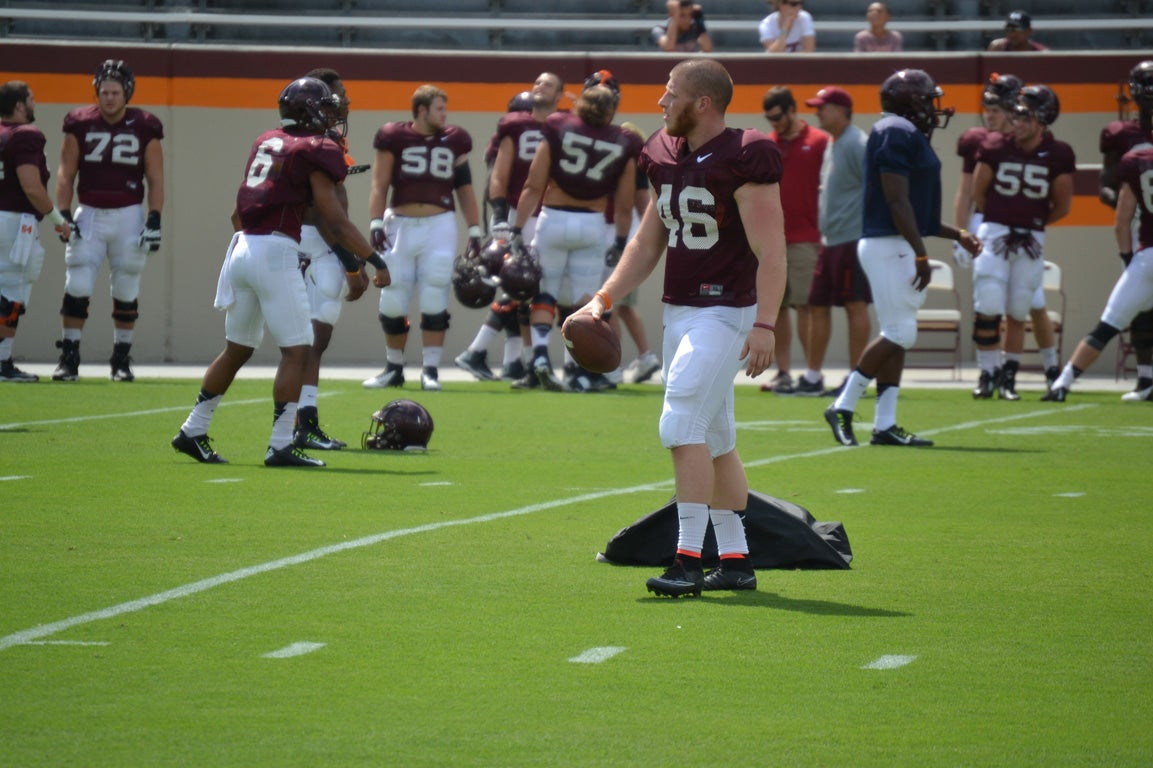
[696,153,713,163]
[1038,151,1048,157]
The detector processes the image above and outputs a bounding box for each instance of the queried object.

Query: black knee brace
[0,295,25,328]
[531,293,557,319]
[60,292,90,320]
[379,313,410,336]
[420,311,451,332]
[972,315,1001,346]
[112,298,139,323]
[1085,321,1121,351]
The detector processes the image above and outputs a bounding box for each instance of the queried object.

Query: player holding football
[1099,60,1153,401]
[363,85,482,392]
[510,71,642,391]
[824,69,980,448]
[171,77,390,467]
[969,85,1075,401]
[51,59,164,383]
[569,58,786,597]
[954,72,1061,397]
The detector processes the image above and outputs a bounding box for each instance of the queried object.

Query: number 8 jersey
[373,121,472,210]
[976,130,1076,232]
[62,104,163,209]
[640,127,782,308]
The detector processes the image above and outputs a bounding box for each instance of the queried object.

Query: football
[562,313,621,374]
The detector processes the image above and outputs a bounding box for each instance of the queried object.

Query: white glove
[370,218,390,252]
[952,241,973,269]
[490,219,511,242]
[139,210,161,252]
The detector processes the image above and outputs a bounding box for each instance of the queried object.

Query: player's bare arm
[1114,183,1137,254]
[971,161,993,216]
[368,149,394,220]
[880,171,932,291]
[1045,172,1074,224]
[592,201,668,317]
[737,180,785,378]
[612,161,636,241]
[512,140,550,230]
[310,169,389,291]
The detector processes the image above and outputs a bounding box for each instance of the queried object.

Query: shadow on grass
[922,446,1045,454]
[640,591,910,617]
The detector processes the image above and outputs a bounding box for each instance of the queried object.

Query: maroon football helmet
[880,69,954,137]
[1015,85,1060,126]
[278,77,341,134]
[498,245,542,302]
[94,59,135,102]
[453,256,497,309]
[982,73,1023,109]
[362,400,434,451]
[478,237,511,286]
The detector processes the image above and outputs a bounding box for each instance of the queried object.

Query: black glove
[1121,251,1134,268]
[59,209,80,244]
[139,210,161,252]
[605,235,627,268]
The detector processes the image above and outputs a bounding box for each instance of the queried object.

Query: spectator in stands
[653,0,713,53]
[760,0,816,54]
[854,2,902,53]
[987,11,1048,52]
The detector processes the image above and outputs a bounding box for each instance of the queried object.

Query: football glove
[57,209,80,244]
[952,241,973,269]
[139,210,161,252]
[370,218,391,252]
[605,236,627,268]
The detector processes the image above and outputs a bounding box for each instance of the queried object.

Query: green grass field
[1,377,1151,767]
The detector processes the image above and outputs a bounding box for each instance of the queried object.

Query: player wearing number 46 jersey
[51,60,164,383]
[970,84,1075,400]
[363,85,482,393]
[568,59,786,597]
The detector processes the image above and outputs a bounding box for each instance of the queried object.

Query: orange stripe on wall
[1056,196,1115,228]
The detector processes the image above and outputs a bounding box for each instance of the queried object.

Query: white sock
[675,501,710,556]
[299,384,319,410]
[874,385,899,432]
[386,348,405,366]
[113,328,133,345]
[833,370,871,412]
[423,347,442,369]
[977,348,1000,373]
[803,369,822,384]
[63,327,82,342]
[469,325,497,353]
[270,402,297,449]
[1054,363,1076,390]
[182,392,222,436]
[1138,364,1153,380]
[709,508,749,556]
[504,337,523,366]
[1039,347,1058,371]
[0,338,13,359]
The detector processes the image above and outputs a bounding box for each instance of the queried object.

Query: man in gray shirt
[803,86,872,396]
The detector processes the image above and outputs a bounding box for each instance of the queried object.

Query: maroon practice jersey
[373,122,472,210]
[956,126,992,174]
[0,121,49,217]
[1120,147,1153,251]
[541,112,642,201]
[1100,119,1150,157]
[491,111,546,208]
[62,105,163,209]
[640,127,782,308]
[236,127,347,242]
[976,131,1076,231]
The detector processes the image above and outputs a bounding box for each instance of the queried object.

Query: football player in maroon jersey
[363,85,482,392]
[1044,139,1153,401]
[509,72,643,391]
[455,73,563,385]
[50,60,164,383]
[568,59,786,597]
[171,77,390,468]
[0,81,73,382]
[970,85,1075,401]
[1099,61,1153,401]
[955,73,1061,395]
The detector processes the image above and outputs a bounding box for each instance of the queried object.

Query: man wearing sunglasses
[759,0,816,54]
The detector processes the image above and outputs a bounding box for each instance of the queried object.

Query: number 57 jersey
[976,131,1076,232]
[640,127,782,308]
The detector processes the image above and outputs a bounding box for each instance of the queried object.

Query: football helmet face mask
[278,77,342,134]
[498,246,542,302]
[477,237,510,286]
[362,400,434,451]
[880,69,954,137]
[982,72,1023,109]
[507,90,534,113]
[453,241,497,308]
[94,59,135,103]
[1129,61,1153,108]
[1014,85,1060,126]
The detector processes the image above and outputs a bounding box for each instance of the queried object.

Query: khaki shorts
[782,241,819,308]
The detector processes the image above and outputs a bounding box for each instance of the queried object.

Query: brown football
[562,313,621,374]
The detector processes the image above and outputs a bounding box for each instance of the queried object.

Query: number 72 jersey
[62,105,163,209]
[976,131,1075,232]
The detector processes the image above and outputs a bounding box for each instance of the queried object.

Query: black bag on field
[597,490,852,570]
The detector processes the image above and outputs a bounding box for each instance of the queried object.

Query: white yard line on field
[0,404,1095,652]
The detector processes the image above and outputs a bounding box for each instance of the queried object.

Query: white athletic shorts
[0,211,45,304]
[377,211,456,318]
[533,207,604,304]
[858,235,926,349]
[300,224,347,326]
[63,203,148,302]
[1102,246,1153,331]
[225,233,313,349]
[972,221,1046,321]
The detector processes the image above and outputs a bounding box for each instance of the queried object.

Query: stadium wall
[1,41,1146,372]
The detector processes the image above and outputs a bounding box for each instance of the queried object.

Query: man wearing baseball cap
[803,86,871,397]
[988,10,1048,51]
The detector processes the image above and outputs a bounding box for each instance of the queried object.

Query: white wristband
[48,208,67,227]
[467,225,483,240]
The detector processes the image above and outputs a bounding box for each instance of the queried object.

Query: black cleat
[264,444,325,467]
[362,363,405,389]
[702,566,757,591]
[109,342,135,382]
[824,405,858,446]
[646,561,704,598]
[172,430,228,463]
[870,425,933,447]
[52,339,80,381]
[794,375,824,396]
[1121,378,1153,402]
[455,349,495,381]
[293,422,346,450]
[533,355,563,391]
[501,359,526,381]
[972,368,998,399]
[996,362,1020,401]
[509,371,540,389]
[1041,386,1068,402]
[0,358,38,382]
[1044,366,1061,388]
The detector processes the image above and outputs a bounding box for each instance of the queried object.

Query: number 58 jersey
[62,105,163,209]
[976,131,1076,232]
[640,127,782,308]
[374,122,473,210]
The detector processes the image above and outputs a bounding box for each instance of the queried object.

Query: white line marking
[205,478,244,484]
[263,642,326,659]
[21,640,110,646]
[1054,492,1086,498]
[418,481,454,487]
[0,476,31,482]
[0,397,269,431]
[836,488,866,494]
[0,404,1091,653]
[569,646,626,664]
[862,654,917,670]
